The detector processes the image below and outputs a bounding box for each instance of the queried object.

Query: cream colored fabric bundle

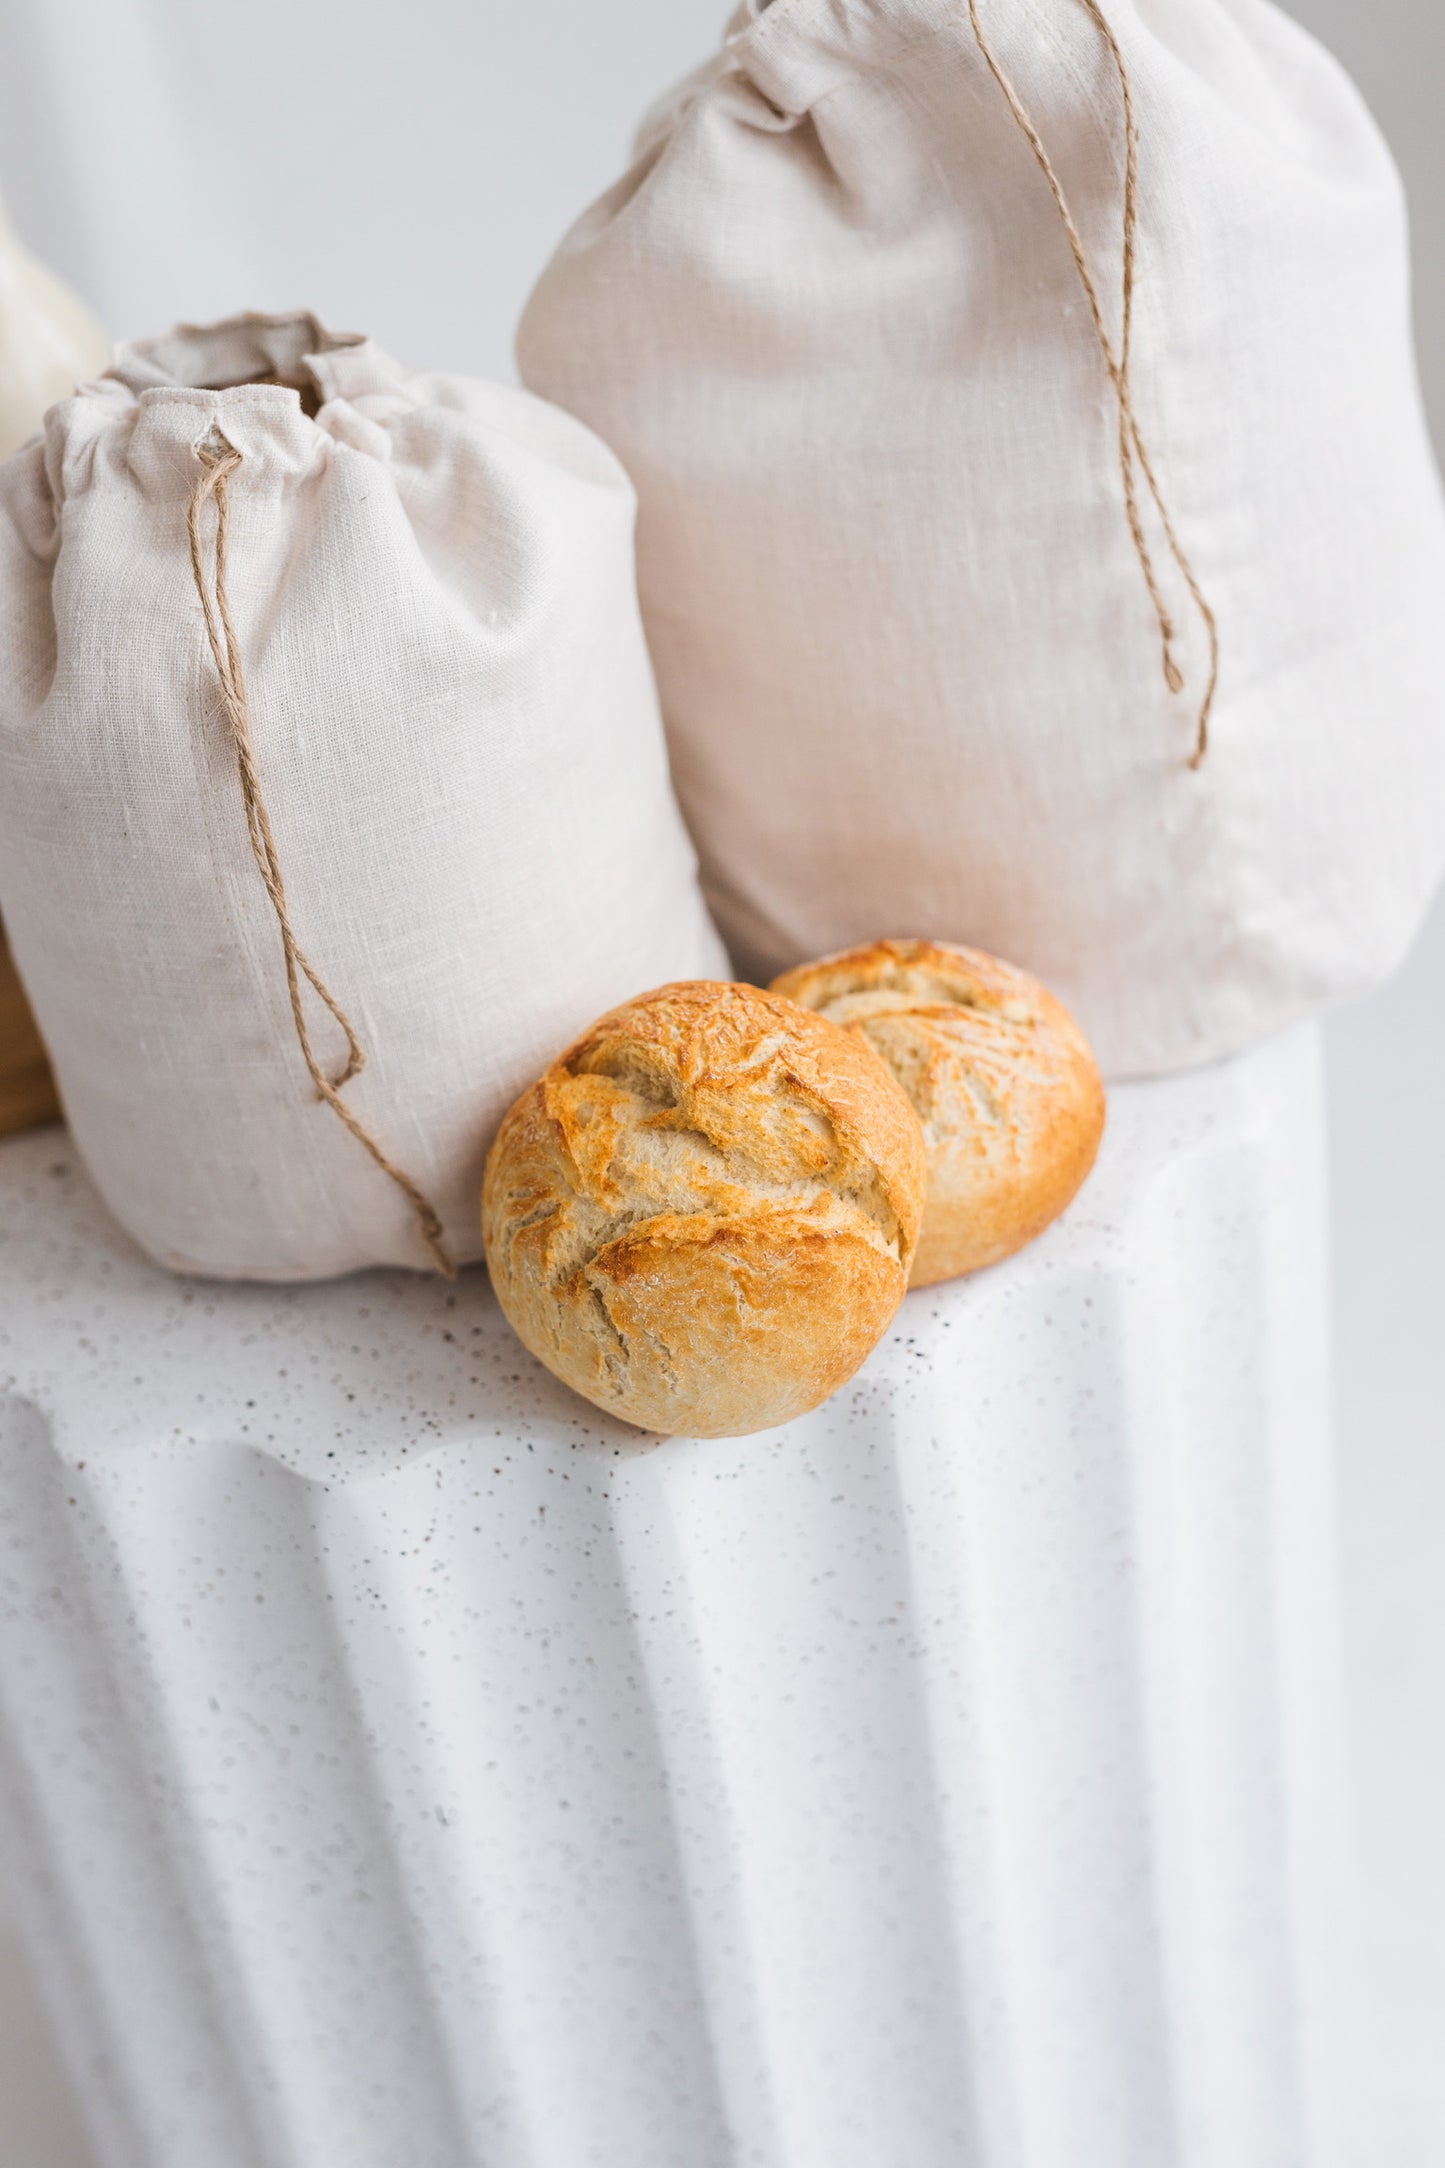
[0,196,108,1136]
[519,0,1445,1074]
[0,200,108,459]
[0,312,727,1279]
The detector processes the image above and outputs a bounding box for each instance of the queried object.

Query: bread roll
[482,980,926,1438]
[771,940,1104,1287]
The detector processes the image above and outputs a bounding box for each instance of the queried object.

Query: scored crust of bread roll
[771,939,1105,1288]
[482,980,926,1439]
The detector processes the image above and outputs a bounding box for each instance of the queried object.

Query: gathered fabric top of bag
[29,312,642,502]
[0,312,727,1280]
[519,0,1445,1076]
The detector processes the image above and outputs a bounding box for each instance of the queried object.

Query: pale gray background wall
[0,1,1441,2160]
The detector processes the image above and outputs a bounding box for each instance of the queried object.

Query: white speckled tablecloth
[0,1025,1343,2168]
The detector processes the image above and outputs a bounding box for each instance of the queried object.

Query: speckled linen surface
[0,1027,1345,2168]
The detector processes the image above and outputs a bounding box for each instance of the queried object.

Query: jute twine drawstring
[187,433,457,1276]
[967,0,1220,766]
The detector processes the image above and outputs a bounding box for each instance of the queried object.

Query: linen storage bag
[0,197,108,1133]
[518,0,1445,1075]
[0,312,728,1278]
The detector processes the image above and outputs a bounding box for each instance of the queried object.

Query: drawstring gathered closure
[186,432,457,1276]
[967,0,1220,766]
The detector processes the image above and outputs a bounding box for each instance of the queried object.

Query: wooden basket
[0,924,61,1136]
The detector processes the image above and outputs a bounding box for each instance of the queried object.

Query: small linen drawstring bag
[0,312,727,1277]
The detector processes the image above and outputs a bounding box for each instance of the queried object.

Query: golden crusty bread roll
[482,980,926,1438]
[772,939,1104,1288]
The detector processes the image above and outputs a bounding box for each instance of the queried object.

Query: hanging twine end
[1163,654,1185,695]
[421,1217,459,1280]
[1188,620,1220,769]
[1188,695,1213,768]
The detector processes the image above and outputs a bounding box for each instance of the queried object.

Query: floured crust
[481,980,926,1438]
[772,940,1105,1287]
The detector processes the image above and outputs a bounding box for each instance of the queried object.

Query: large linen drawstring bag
[0,313,728,1278]
[518,0,1445,1074]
